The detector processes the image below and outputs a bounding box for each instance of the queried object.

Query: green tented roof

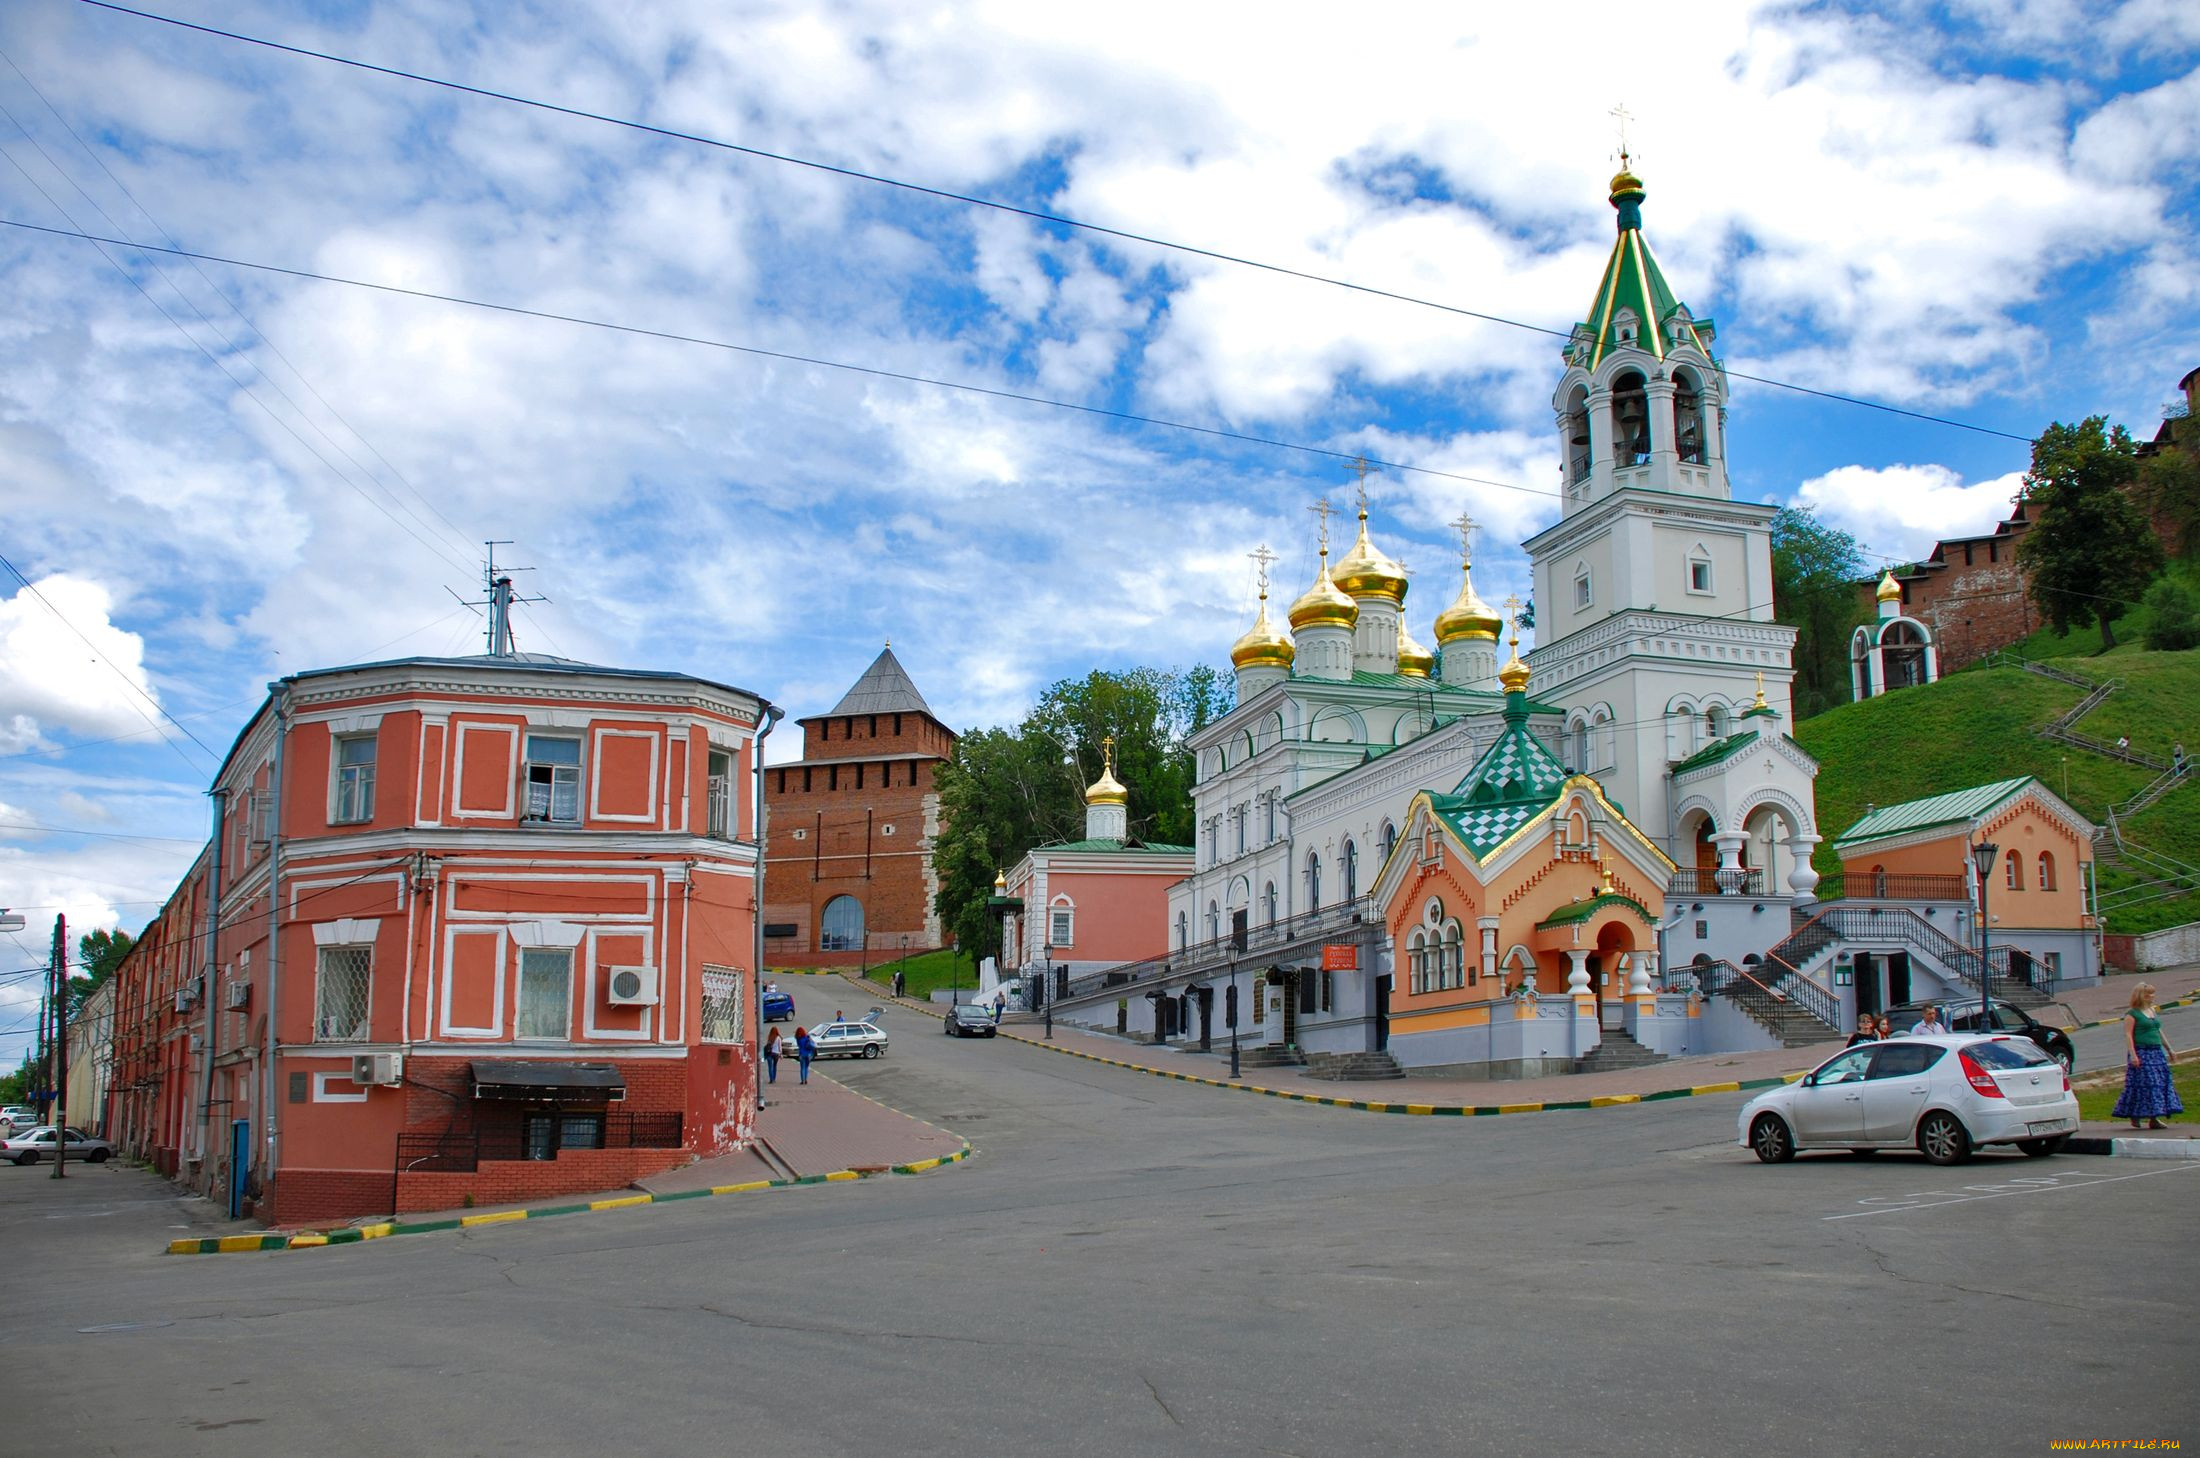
[1420,710,1577,857]
[1831,777,2034,850]
[1573,185,1714,372]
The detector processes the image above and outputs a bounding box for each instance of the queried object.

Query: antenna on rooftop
[467,541,549,657]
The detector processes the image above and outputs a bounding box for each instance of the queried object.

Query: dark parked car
[761,990,796,1023]
[943,1003,998,1038]
[1888,999,2075,1072]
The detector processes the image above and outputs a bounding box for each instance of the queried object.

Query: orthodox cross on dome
[1450,510,1480,565]
[1249,543,1278,597]
[1609,102,1635,168]
[1346,455,1379,515]
[1102,733,1117,773]
[1307,496,1335,554]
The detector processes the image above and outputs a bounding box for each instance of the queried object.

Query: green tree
[2141,576,2200,652]
[931,664,1228,962]
[68,927,135,1015]
[1770,505,1869,719]
[2018,418,2163,651]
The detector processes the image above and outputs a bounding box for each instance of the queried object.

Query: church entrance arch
[1593,921,1635,1030]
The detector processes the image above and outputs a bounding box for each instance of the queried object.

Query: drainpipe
[198,789,226,1166]
[752,702,784,1107]
[260,682,291,1197]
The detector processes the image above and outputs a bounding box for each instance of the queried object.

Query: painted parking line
[1823,1161,2200,1220]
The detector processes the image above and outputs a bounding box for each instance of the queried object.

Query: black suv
[1887,999,2075,1072]
[943,1003,998,1038]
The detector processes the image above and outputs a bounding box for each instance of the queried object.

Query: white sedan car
[3,1125,115,1165]
[1739,1034,2077,1166]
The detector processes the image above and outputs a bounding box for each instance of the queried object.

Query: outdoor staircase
[1573,1028,1668,1073]
[1721,978,1848,1048]
[1230,1045,1307,1070]
[1302,1050,1406,1082]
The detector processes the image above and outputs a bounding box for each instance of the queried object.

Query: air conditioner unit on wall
[174,979,200,1014]
[351,1052,402,1087]
[606,965,660,1007]
[224,979,251,1010]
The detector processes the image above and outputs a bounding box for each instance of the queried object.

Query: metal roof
[1832,777,2034,849]
[820,647,938,720]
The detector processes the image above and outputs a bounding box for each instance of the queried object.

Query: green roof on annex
[1831,776,2036,850]
[1573,165,1716,372]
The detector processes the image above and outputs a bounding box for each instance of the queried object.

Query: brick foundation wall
[395,1147,693,1213]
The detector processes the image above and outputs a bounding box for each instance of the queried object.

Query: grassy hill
[1793,648,2200,935]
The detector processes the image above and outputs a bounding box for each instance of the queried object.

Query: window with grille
[706,749,735,839]
[701,965,742,1043]
[517,948,573,1040]
[523,735,583,823]
[333,734,377,824]
[313,946,371,1042]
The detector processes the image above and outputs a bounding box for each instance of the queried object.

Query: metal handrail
[1667,867,1766,897]
[1059,895,1382,1004]
[1814,871,1970,903]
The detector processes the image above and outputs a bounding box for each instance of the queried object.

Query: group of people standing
[762,1025,816,1086]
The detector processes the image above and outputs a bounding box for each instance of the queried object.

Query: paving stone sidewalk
[646,1072,965,1189]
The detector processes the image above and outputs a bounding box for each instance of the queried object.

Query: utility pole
[51,912,67,1179]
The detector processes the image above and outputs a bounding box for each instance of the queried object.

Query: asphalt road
[6,980,2193,1458]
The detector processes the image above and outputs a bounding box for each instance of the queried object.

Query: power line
[0,130,481,582]
[66,0,2036,446]
[0,215,1560,506]
[0,820,206,845]
[0,548,220,765]
[0,47,484,568]
[0,695,256,763]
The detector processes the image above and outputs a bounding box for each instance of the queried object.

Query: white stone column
[1479,919,1499,986]
[1626,950,1653,997]
[1586,386,1614,500]
[1565,949,1591,995]
[1713,831,1749,894]
[1786,834,1822,900]
[1645,376,1678,490]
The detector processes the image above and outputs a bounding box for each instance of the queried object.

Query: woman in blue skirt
[2112,983,2182,1130]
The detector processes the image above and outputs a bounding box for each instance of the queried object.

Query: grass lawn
[1794,648,2200,934]
[2075,1053,2199,1124]
[778,946,982,1002]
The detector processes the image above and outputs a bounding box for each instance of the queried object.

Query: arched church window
[1342,839,1358,902]
[1306,852,1322,913]
[1263,881,1278,925]
[1206,900,1220,943]
[820,895,865,952]
[1379,820,1397,866]
[1674,369,1705,464]
[2038,852,2056,892]
[1408,929,1426,994]
[2004,850,2021,891]
[1564,385,1591,485]
[1611,371,1651,467]
[1444,924,1465,990]
[1176,912,1188,955]
[1591,707,1613,770]
[1706,704,1730,741]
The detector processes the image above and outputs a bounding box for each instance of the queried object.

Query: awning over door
[469,1061,627,1102]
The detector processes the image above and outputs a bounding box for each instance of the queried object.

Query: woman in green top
[2111,982,2181,1129]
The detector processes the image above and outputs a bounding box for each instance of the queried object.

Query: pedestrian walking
[892,970,905,998]
[763,1028,782,1084]
[2112,983,2182,1130]
[2115,735,2130,753]
[991,995,1004,1026]
[2175,742,2188,778]
[795,1025,817,1085]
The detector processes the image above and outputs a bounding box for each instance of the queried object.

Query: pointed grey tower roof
[822,646,936,719]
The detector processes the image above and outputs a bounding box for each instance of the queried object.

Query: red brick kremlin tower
[760,646,956,967]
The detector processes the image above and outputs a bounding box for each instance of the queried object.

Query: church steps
[1302,1051,1406,1081]
[1572,1028,1668,1073]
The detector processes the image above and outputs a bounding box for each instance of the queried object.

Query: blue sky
[1,0,2196,1063]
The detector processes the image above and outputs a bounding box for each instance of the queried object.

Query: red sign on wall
[1321,943,1358,971]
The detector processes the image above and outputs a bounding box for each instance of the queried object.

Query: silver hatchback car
[810,1020,889,1059]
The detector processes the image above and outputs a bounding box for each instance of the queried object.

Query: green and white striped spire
[1572,158,1716,371]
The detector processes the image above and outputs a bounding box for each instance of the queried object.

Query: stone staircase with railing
[1696,962,1848,1047]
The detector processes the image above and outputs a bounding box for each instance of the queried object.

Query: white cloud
[0,578,164,753]
[1797,464,2025,564]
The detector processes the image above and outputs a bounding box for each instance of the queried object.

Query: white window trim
[331,732,378,826]
[1048,896,1075,950]
[1573,565,1593,611]
[522,734,585,825]
[516,946,575,1042]
[1685,546,1714,596]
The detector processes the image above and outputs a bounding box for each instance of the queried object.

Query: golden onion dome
[1609,167,1645,201]
[1432,562,1503,645]
[1230,590,1296,672]
[1396,618,1435,678]
[1497,650,1532,695]
[1084,735,1128,806]
[1331,510,1408,604]
[1875,570,1902,604]
[1288,554,1358,632]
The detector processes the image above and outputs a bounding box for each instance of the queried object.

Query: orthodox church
[1051,161,2088,1071]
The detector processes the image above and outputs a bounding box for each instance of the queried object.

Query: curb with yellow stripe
[167,1143,970,1256]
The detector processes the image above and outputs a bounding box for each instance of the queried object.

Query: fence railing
[1813,872,1970,903]
[1059,896,1381,1005]
[1667,868,1766,897]
[395,1110,683,1175]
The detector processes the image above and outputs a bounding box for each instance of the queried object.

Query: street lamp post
[1042,944,1054,1040]
[1970,839,1999,1033]
[1228,953,1240,1080]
